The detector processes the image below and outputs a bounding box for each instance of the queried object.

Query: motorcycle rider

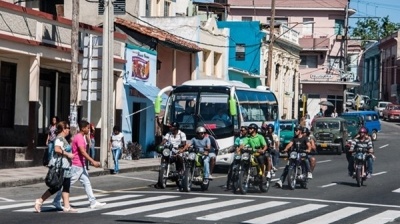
[246,123,269,181]
[305,128,317,174]
[347,127,374,178]
[262,123,280,172]
[275,125,312,188]
[184,126,211,184]
[159,122,187,173]
[226,126,249,190]
[204,130,219,179]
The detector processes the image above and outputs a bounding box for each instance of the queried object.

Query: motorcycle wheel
[356,168,362,187]
[239,169,249,195]
[287,167,297,190]
[181,167,192,192]
[157,165,167,189]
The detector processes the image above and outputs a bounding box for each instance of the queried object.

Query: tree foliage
[351,16,400,41]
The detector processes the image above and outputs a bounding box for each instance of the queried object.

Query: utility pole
[100,0,114,169]
[343,0,349,75]
[266,0,276,88]
[70,0,79,135]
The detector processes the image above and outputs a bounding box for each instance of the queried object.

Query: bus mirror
[229,98,237,116]
[154,96,162,114]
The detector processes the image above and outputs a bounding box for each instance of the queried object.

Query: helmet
[196,126,206,133]
[358,127,368,134]
[170,122,180,129]
[267,124,274,132]
[248,123,258,130]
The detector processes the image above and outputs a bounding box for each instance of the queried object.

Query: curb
[0,165,160,188]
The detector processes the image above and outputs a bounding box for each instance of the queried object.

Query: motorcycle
[157,143,181,188]
[235,147,270,194]
[180,146,210,192]
[287,148,309,190]
[353,146,368,187]
[227,152,242,191]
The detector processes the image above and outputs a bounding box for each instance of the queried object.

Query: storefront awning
[127,81,168,103]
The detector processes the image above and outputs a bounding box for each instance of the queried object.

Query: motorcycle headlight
[234,154,241,160]
[290,151,298,159]
[162,149,170,157]
[188,152,196,160]
[241,152,250,160]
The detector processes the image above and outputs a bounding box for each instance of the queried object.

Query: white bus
[155,79,279,166]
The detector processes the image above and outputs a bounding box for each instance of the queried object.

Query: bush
[125,141,142,160]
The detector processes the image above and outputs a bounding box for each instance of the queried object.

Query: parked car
[352,94,370,110]
[374,101,391,117]
[312,117,348,155]
[382,104,400,121]
[341,111,380,141]
[278,119,298,155]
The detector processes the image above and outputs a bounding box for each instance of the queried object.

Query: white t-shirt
[163,130,187,148]
[111,132,124,149]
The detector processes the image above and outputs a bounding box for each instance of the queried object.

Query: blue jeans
[202,155,210,179]
[47,141,55,161]
[53,165,97,205]
[112,148,121,173]
[271,148,279,167]
[89,139,95,159]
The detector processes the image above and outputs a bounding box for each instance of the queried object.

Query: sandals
[34,199,42,213]
[63,206,78,213]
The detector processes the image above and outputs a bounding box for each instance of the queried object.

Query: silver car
[375,101,391,117]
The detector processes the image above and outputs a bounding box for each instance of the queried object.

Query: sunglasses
[198,132,206,134]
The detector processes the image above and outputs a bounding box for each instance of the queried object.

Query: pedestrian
[331,108,338,118]
[35,121,76,213]
[110,125,125,174]
[44,116,59,166]
[89,123,96,161]
[52,120,106,209]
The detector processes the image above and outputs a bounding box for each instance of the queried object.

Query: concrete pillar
[26,54,40,160]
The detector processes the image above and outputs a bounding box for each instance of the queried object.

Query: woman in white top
[109,126,125,174]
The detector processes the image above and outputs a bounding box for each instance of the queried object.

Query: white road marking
[354,210,400,224]
[316,160,331,164]
[392,188,400,193]
[243,204,328,224]
[197,201,289,221]
[147,199,252,218]
[0,197,15,202]
[109,175,156,182]
[372,171,387,176]
[320,183,337,188]
[105,197,217,216]
[379,144,389,149]
[298,206,368,224]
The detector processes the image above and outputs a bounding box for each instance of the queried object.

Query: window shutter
[98,0,125,15]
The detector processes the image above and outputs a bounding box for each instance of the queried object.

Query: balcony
[299,37,330,51]
[277,24,300,45]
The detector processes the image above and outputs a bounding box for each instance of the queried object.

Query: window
[300,55,318,68]
[302,18,314,36]
[335,19,344,35]
[267,17,288,25]
[0,62,16,128]
[99,0,126,15]
[145,0,152,17]
[164,1,171,16]
[242,17,252,21]
[235,44,245,61]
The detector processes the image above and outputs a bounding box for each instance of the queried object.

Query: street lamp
[266,21,315,87]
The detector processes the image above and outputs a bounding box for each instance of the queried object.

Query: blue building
[217,21,265,87]
[361,41,380,99]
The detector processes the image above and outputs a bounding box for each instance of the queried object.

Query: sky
[349,0,400,34]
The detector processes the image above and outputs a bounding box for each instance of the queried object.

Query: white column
[29,54,40,102]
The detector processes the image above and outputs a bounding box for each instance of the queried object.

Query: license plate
[320,143,328,148]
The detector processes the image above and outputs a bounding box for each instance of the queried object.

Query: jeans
[47,141,55,161]
[89,138,95,159]
[202,155,210,179]
[271,148,279,167]
[112,148,121,173]
[53,165,97,205]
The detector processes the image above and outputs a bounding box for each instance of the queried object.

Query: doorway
[131,102,146,143]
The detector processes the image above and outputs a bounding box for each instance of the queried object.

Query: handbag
[45,156,64,190]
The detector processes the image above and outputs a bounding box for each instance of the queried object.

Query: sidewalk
[0,158,161,188]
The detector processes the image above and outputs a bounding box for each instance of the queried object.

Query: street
[0,121,400,224]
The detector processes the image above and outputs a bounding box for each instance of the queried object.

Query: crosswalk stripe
[298,206,368,224]
[80,195,179,213]
[353,210,400,224]
[14,194,141,212]
[0,194,107,210]
[104,197,216,216]
[243,204,328,224]
[392,188,400,193]
[197,201,289,221]
[147,199,253,218]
